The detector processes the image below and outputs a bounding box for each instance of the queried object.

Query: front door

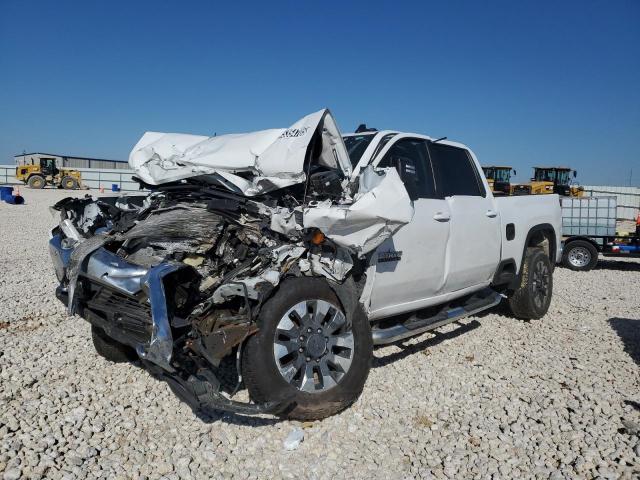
[367,136,450,315]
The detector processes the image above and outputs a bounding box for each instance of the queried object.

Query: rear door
[367,136,451,314]
[427,142,501,292]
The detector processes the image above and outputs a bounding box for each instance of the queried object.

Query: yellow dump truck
[512,167,584,196]
[15,157,82,189]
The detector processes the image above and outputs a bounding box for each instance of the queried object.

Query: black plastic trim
[509,223,557,290]
[492,258,517,286]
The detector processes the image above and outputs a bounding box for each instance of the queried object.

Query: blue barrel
[4,194,24,205]
[111,184,120,192]
[0,186,13,201]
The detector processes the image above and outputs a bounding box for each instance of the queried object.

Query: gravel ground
[1,188,639,480]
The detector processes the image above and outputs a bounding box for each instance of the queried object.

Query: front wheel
[507,247,553,320]
[242,277,372,420]
[61,176,79,190]
[27,175,45,189]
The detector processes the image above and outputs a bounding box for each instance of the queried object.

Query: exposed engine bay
[48,109,413,415]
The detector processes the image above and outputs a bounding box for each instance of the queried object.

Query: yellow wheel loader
[512,167,584,196]
[482,166,516,195]
[15,157,82,189]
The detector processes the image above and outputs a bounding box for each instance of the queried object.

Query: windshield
[483,167,511,182]
[494,168,511,182]
[343,134,376,167]
[535,169,570,184]
[556,170,570,184]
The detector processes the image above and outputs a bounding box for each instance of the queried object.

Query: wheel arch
[524,223,557,264]
[260,274,362,325]
[509,223,557,290]
[26,172,44,181]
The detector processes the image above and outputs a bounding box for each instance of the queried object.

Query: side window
[427,143,485,197]
[378,138,437,199]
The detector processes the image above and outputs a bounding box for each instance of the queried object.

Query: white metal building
[14,152,129,170]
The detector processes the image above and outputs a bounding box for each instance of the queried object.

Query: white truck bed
[496,194,563,269]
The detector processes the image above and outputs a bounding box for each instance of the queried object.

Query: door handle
[486,210,498,218]
[433,212,451,222]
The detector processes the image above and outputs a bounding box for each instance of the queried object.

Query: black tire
[507,248,553,320]
[91,325,138,363]
[242,277,372,420]
[61,176,79,190]
[562,240,598,271]
[27,175,45,189]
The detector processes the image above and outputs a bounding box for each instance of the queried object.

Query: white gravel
[1,188,639,479]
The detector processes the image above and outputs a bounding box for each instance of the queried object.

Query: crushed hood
[129,109,352,196]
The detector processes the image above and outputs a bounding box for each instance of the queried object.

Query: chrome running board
[371,289,502,345]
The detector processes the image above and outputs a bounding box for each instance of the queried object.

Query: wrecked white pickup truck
[49,109,561,420]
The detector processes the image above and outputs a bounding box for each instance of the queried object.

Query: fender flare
[508,223,557,290]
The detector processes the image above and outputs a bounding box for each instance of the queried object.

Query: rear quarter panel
[495,195,562,273]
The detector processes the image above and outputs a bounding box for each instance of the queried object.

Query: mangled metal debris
[48,109,414,416]
[302,166,414,255]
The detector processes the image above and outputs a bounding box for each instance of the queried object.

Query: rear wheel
[507,248,553,320]
[91,325,138,363]
[242,277,372,420]
[562,240,598,271]
[27,175,45,189]
[61,176,79,190]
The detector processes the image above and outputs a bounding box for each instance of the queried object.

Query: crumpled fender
[302,166,414,256]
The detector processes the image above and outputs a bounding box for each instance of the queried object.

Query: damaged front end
[48,109,413,416]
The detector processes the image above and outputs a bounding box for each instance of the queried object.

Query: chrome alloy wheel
[273,299,354,393]
[531,259,551,310]
[568,246,591,268]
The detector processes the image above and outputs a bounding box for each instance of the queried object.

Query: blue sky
[1,0,638,185]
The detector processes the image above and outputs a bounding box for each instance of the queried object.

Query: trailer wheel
[91,325,138,363]
[242,277,372,420]
[507,247,553,320]
[562,240,598,271]
[61,176,79,190]
[27,175,45,189]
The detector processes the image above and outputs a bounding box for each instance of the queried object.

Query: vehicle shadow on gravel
[371,320,482,368]
[608,317,640,366]
[595,260,640,271]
